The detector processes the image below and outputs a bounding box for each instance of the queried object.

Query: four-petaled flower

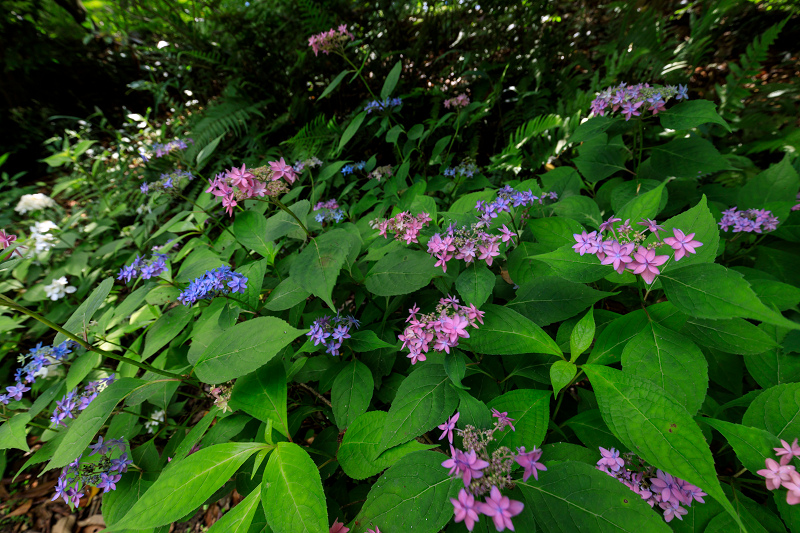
[515,446,547,481]
[775,439,800,465]
[491,408,516,431]
[451,488,481,531]
[597,446,625,472]
[438,412,460,444]
[662,228,703,261]
[476,486,525,532]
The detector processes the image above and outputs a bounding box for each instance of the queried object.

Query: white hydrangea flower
[15,193,56,214]
[43,276,77,301]
[28,220,59,253]
[145,409,166,433]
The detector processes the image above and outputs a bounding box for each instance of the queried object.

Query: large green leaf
[681,317,777,355]
[262,442,327,533]
[574,134,628,183]
[509,277,614,327]
[141,305,194,360]
[518,461,669,533]
[352,451,460,533]
[487,388,550,450]
[527,216,585,250]
[338,411,435,480]
[654,195,719,272]
[193,317,305,383]
[455,262,495,308]
[700,419,780,474]
[379,364,458,451]
[339,111,367,152]
[380,60,402,99]
[291,229,359,308]
[206,482,262,533]
[649,137,729,178]
[659,100,731,132]
[587,310,648,365]
[532,244,608,283]
[582,364,741,527]
[738,156,800,210]
[230,359,289,437]
[742,383,800,440]
[332,360,374,429]
[233,211,273,257]
[0,414,30,451]
[54,277,114,345]
[263,276,311,311]
[364,249,437,296]
[109,443,264,531]
[465,304,562,356]
[615,182,667,228]
[570,115,621,144]
[264,200,310,241]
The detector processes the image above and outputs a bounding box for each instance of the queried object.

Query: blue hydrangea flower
[177,266,248,306]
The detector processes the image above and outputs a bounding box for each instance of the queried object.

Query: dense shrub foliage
[2,1,800,532]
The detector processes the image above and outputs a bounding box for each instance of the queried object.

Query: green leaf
[364,249,437,296]
[206,482,262,533]
[455,262,495,307]
[614,181,666,225]
[348,330,396,352]
[655,195,719,272]
[407,123,425,140]
[66,351,101,391]
[660,263,800,330]
[193,317,306,383]
[352,451,460,533]
[750,279,800,311]
[621,323,708,416]
[659,100,731,132]
[487,389,550,450]
[111,443,263,530]
[743,383,800,440]
[681,317,778,355]
[551,361,578,398]
[570,308,595,360]
[290,229,358,308]
[738,156,800,210]
[553,196,603,228]
[510,278,613,328]
[700,419,780,474]
[379,364,458,451]
[262,442,327,533]
[338,411,435,480]
[532,244,609,283]
[230,359,289,437]
[465,304,562,357]
[320,69,349,99]
[172,407,219,464]
[587,310,648,365]
[570,115,621,144]
[574,134,628,183]
[54,277,113,345]
[332,360,374,429]
[339,111,367,152]
[234,211,273,257]
[564,409,626,453]
[264,200,311,241]
[650,137,729,178]
[582,364,742,528]
[0,414,30,451]
[527,216,585,250]
[196,133,224,169]
[264,277,311,311]
[380,60,402,99]
[518,461,670,533]
[142,305,194,360]
[746,325,800,388]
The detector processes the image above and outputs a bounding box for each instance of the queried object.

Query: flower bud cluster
[444,93,470,109]
[206,160,296,217]
[367,165,393,181]
[398,297,484,365]
[51,375,116,427]
[140,169,194,195]
[572,217,702,284]
[308,25,354,56]
[757,437,800,506]
[596,447,706,522]
[719,206,780,233]
[1,341,79,405]
[314,199,346,223]
[117,253,169,283]
[428,223,512,273]
[444,158,478,179]
[307,313,360,356]
[177,266,248,306]
[53,437,132,507]
[341,161,366,175]
[364,97,402,114]
[293,157,323,173]
[589,83,688,120]
[475,185,557,228]
[371,211,432,244]
[151,138,193,158]
[209,384,233,413]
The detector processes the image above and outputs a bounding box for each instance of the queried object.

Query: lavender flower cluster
[719,207,780,233]
[757,437,800,506]
[117,253,169,283]
[177,266,248,306]
[151,138,193,158]
[596,447,706,522]
[308,24,354,56]
[341,161,366,175]
[371,211,432,244]
[367,165,393,181]
[444,159,478,179]
[140,169,194,195]
[1,341,79,405]
[53,437,132,507]
[306,314,360,356]
[398,297,484,365]
[439,411,543,531]
[206,160,297,217]
[428,224,513,273]
[51,375,116,427]
[573,217,702,284]
[589,83,688,120]
[314,199,346,223]
[475,185,558,228]
[364,97,402,114]
[444,93,470,109]
[292,157,323,173]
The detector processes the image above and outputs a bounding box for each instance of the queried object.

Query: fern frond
[280,114,337,161]
[185,93,265,164]
[490,114,563,175]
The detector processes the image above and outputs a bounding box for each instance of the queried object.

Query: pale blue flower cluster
[307,314,360,355]
[117,253,169,283]
[53,437,132,508]
[177,266,248,306]
[51,375,116,427]
[1,340,79,405]
[341,161,367,175]
[364,97,402,113]
[140,169,194,194]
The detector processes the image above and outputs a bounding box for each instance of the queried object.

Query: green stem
[444,113,462,165]
[272,198,311,237]
[340,54,379,101]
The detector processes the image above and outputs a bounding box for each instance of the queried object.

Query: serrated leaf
[659,100,731,132]
[0,414,30,451]
[465,304,562,357]
[332,360,374,429]
[743,383,800,440]
[509,277,613,328]
[487,388,550,450]
[586,309,648,365]
[614,181,666,225]
[650,137,729,178]
[290,229,359,309]
[455,262,495,308]
[234,211,273,257]
[738,156,800,210]
[681,317,777,355]
[264,277,310,311]
[230,359,289,437]
[654,195,719,272]
[54,277,114,345]
[364,249,436,296]
[700,419,779,474]
[551,360,578,398]
[570,115,621,144]
[264,200,310,241]
[532,244,609,283]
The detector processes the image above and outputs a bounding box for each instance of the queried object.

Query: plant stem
[272,198,311,237]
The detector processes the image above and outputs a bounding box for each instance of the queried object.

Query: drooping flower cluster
[444,159,479,179]
[15,193,56,214]
[428,224,511,273]
[440,412,536,531]
[718,207,780,233]
[306,313,360,356]
[757,437,800,505]
[444,93,470,109]
[596,447,706,522]
[205,161,296,217]
[51,375,116,427]
[475,185,558,228]
[0,341,79,405]
[572,217,702,284]
[314,199,346,223]
[293,156,323,173]
[364,97,402,114]
[367,165,393,181]
[28,220,59,253]
[117,253,169,283]
[177,266,248,306]
[371,211,432,244]
[52,437,132,508]
[308,25,354,56]
[44,276,77,301]
[398,297,483,364]
[589,83,688,120]
[140,169,194,195]
[151,138,193,158]
[341,161,366,175]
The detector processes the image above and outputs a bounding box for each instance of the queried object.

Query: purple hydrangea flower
[476,486,525,532]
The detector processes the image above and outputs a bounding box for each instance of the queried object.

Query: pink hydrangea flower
[515,446,547,481]
[477,486,524,532]
[757,458,796,490]
[775,438,800,465]
[629,246,669,284]
[438,412,460,444]
[662,228,702,261]
[451,488,481,531]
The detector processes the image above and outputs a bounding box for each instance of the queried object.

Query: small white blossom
[15,193,56,214]
[28,220,59,253]
[43,277,77,301]
[145,409,166,433]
